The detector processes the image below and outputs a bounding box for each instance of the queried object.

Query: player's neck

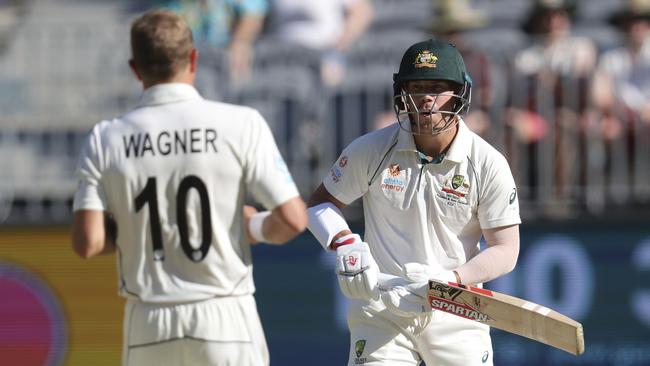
[142,70,196,90]
[414,125,458,158]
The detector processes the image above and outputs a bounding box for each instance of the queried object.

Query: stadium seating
[0,0,648,223]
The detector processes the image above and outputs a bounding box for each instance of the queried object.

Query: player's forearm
[261,197,308,245]
[263,211,306,244]
[336,0,373,51]
[72,210,117,258]
[454,225,520,285]
[96,240,117,255]
[77,227,116,256]
[230,15,264,46]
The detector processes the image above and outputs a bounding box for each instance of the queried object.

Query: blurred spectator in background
[592,0,650,140]
[156,0,268,84]
[510,0,596,199]
[429,0,493,137]
[0,0,30,55]
[512,0,596,143]
[264,0,373,87]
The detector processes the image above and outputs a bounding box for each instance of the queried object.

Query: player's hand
[335,234,378,300]
[243,205,259,244]
[380,263,456,317]
[380,280,429,317]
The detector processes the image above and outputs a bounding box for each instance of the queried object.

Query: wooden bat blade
[427,280,585,356]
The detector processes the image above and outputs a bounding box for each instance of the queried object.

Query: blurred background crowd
[0,0,649,224]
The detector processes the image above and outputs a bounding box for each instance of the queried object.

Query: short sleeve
[322,137,371,205]
[73,126,108,211]
[244,110,299,209]
[477,154,521,229]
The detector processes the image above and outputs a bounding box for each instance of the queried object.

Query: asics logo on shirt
[482,350,489,363]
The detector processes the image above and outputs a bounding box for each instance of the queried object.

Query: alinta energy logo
[381,164,406,193]
[0,261,67,366]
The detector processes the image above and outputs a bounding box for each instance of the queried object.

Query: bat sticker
[428,282,492,323]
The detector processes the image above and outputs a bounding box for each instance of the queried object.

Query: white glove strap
[249,211,270,242]
[307,202,350,250]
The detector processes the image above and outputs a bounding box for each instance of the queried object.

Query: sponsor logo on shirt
[388,163,400,177]
[437,174,470,206]
[330,166,343,183]
[381,164,406,192]
[330,155,348,183]
[339,155,348,168]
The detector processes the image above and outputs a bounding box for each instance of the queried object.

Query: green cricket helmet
[393,39,472,135]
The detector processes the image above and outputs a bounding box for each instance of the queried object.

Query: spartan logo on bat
[429,282,463,301]
[428,282,492,323]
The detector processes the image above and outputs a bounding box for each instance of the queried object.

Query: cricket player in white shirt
[70,10,307,366]
[307,39,521,365]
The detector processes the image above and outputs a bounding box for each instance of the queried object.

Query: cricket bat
[427,279,585,356]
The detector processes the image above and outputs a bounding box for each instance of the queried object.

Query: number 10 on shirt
[427,280,585,356]
[134,176,212,262]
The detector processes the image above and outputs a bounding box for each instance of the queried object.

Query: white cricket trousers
[122,295,269,366]
[346,299,493,366]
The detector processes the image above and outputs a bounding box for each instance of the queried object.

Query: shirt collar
[445,119,471,163]
[395,118,471,164]
[137,83,202,107]
[396,125,418,152]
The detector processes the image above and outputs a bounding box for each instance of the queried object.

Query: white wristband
[307,202,351,251]
[249,211,271,242]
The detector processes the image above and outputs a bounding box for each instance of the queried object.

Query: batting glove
[335,234,378,300]
[380,263,456,318]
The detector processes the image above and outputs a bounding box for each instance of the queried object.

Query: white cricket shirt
[323,121,521,277]
[73,83,299,303]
